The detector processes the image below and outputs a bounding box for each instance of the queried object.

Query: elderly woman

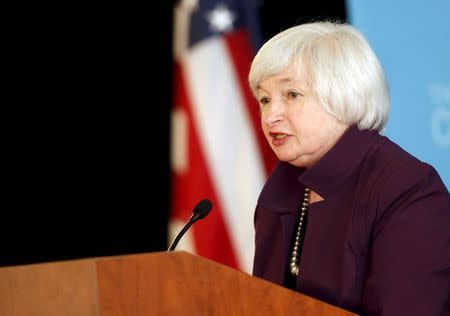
[249,21,450,315]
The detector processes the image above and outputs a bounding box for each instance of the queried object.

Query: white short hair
[248,21,390,132]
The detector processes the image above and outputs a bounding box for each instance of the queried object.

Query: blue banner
[347,0,450,189]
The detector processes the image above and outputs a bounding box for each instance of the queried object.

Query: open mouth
[269,132,287,140]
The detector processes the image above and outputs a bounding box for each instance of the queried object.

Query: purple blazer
[253,125,450,315]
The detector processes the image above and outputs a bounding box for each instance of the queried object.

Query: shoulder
[361,134,450,228]
[362,134,444,192]
[365,134,428,177]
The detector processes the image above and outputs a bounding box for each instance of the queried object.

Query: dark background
[1,1,345,266]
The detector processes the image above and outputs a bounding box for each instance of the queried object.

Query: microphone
[167,199,213,252]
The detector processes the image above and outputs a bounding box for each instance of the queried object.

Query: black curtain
[1,1,345,266]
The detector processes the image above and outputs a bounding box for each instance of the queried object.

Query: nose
[262,101,284,127]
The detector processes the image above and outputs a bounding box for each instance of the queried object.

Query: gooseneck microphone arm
[167,214,196,252]
[167,199,213,252]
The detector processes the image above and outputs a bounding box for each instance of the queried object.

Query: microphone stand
[167,213,199,252]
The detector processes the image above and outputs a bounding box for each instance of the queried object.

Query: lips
[269,132,290,146]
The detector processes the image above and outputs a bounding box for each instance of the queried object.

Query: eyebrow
[256,76,300,91]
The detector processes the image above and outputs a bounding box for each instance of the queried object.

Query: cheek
[295,109,323,134]
[261,125,271,141]
[260,116,268,133]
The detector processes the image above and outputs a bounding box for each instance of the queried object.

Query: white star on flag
[205,4,236,33]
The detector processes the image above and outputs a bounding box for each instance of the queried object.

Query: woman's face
[256,64,349,168]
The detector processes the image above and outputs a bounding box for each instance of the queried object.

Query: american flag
[170,0,277,273]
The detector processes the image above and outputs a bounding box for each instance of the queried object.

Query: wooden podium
[0,251,356,315]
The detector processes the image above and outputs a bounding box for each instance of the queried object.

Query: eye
[259,96,270,105]
[287,90,301,99]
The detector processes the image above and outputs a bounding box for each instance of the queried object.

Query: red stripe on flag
[223,29,278,175]
[171,61,239,269]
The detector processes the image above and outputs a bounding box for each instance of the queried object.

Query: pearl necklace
[289,187,311,277]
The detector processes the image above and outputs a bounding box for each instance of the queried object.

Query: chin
[283,156,312,168]
[277,155,302,166]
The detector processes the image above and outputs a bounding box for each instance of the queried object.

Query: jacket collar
[258,125,379,213]
[299,125,379,198]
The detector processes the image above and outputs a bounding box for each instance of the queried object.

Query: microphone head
[193,199,213,220]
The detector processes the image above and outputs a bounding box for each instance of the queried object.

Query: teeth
[275,133,286,139]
